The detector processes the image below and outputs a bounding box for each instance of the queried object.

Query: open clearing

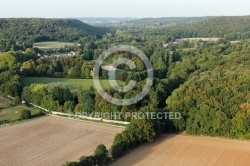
[22,77,117,95]
[33,41,74,49]
[0,97,43,124]
[112,134,250,166]
[175,38,220,42]
[0,116,123,166]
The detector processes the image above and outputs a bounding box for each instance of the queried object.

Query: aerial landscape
[0,0,250,166]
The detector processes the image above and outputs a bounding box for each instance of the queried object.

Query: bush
[20,109,31,120]
[116,72,128,81]
[63,161,79,166]
[93,144,108,166]
[109,119,156,160]
[13,96,21,105]
[110,141,127,159]
[79,155,96,166]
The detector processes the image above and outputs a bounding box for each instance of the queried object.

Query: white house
[68,51,76,56]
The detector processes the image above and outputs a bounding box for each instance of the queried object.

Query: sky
[0,0,249,18]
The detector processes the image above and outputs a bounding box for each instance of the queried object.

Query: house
[18,50,25,54]
[101,65,117,71]
[68,51,76,56]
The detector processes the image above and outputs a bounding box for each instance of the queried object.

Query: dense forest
[166,41,250,138]
[95,16,250,41]
[0,18,107,52]
[145,16,250,40]
[114,17,209,29]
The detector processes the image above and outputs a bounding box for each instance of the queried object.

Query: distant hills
[77,17,136,24]
[162,16,250,40]
[89,16,250,40]
[1,16,250,52]
[133,16,250,40]
[86,17,210,28]
[0,18,108,52]
[0,18,106,42]
[122,17,209,28]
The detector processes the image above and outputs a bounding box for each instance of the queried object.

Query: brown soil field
[111,134,250,166]
[0,116,123,166]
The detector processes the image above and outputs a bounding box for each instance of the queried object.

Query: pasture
[111,134,250,166]
[33,41,75,49]
[0,116,123,166]
[22,77,115,95]
[0,97,43,125]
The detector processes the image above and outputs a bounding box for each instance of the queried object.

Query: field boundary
[28,101,128,127]
[26,101,128,127]
[5,95,129,128]
[50,114,126,129]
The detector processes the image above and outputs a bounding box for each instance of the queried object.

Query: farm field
[0,116,123,166]
[111,134,250,166]
[33,41,75,49]
[22,77,116,94]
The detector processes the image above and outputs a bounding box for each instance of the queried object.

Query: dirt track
[111,134,250,166]
[0,116,123,166]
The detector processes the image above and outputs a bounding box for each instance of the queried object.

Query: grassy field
[175,38,221,42]
[33,41,75,49]
[22,77,118,95]
[0,116,123,166]
[0,97,44,125]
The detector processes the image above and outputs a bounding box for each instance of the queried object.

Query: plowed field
[0,116,123,166]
